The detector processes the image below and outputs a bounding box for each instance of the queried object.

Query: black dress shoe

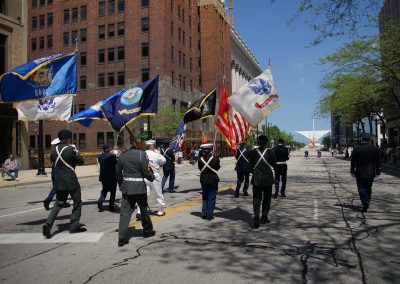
[254,218,260,229]
[118,239,129,247]
[43,200,50,211]
[280,193,286,197]
[273,193,278,199]
[260,216,270,224]
[143,230,156,238]
[233,194,239,198]
[63,202,71,208]
[97,201,104,212]
[70,227,87,234]
[136,213,141,221]
[362,205,368,212]
[168,189,177,193]
[42,223,52,239]
[243,192,249,196]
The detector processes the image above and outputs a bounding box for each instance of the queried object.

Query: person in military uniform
[234,142,251,198]
[273,138,290,198]
[42,130,85,238]
[351,134,381,212]
[249,135,276,228]
[116,137,156,247]
[197,143,220,220]
[161,147,178,193]
[97,143,118,212]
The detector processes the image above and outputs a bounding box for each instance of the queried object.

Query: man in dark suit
[97,143,118,212]
[197,143,220,220]
[161,147,178,193]
[234,142,250,197]
[249,135,276,228]
[351,134,381,212]
[42,130,85,238]
[273,138,290,198]
[116,136,156,247]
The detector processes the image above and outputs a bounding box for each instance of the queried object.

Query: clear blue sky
[230,0,381,142]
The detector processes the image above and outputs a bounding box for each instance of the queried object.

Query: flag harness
[200,156,218,174]
[55,145,75,171]
[161,148,172,160]
[253,148,272,170]
[238,148,249,163]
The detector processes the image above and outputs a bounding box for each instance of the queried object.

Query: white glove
[374,175,380,181]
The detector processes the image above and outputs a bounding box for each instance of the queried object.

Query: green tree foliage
[150,106,186,138]
[321,135,331,149]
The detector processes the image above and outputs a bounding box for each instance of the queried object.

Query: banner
[183,89,216,124]
[16,95,73,121]
[0,52,77,102]
[168,120,186,152]
[231,107,251,144]
[215,85,236,149]
[228,68,280,127]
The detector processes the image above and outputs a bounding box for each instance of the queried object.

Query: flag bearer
[234,142,251,197]
[197,143,220,220]
[97,143,118,212]
[161,147,178,193]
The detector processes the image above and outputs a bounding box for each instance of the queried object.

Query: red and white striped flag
[231,108,251,144]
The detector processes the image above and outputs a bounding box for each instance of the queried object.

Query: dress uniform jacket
[274,145,289,163]
[97,152,118,185]
[235,146,250,173]
[50,143,84,191]
[162,148,176,173]
[249,146,276,187]
[351,143,380,179]
[116,147,155,195]
[197,154,221,185]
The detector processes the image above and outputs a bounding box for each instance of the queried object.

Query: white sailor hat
[145,139,156,145]
[200,143,213,148]
[51,138,60,145]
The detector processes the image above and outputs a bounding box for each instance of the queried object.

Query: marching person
[234,142,250,198]
[273,138,290,198]
[161,147,178,193]
[351,134,381,212]
[137,140,167,218]
[116,136,156,247]
[97,143,118,212]
[42,130,85,239]
[249,135,276,228]
[197,143,220,220]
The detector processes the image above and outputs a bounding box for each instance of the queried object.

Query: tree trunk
[361,120,365,134]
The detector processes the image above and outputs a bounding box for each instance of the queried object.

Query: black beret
[58,129,72,139]
[257,135,268,145]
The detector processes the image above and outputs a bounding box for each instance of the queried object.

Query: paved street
[0,151,399,284]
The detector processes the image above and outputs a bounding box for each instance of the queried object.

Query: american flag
[231,108,251,144]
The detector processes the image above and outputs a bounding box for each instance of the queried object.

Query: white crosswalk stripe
[0,233,104,244]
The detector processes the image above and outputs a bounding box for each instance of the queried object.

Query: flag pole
[70,38,79,139]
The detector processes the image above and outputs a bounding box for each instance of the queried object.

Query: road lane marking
[0,207,43,219]
[130,182,236,229]
[0,233,104,244]
[313,199,318,220]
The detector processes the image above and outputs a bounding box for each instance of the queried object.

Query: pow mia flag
[183,89,216,124]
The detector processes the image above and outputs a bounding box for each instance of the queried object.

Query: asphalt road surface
[0,150,399,284]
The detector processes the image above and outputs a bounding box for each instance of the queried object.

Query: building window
[78,104,85,112]
[47,35,52,49]
[99,2,105,17]
[108,0,115,15]
[80,5,87,20]
[98,73,105,87]
[72,7,78,22]
[97,132,105,148]
[45,135,51,149]
[178,51,181,65]
[63,9,69,23]
[182,31,185,46]
[32,16,37,29]
[189,16,192,28]
[108,48,114,62]
[80,29,87,42]
[190,79,193,90]
[40,0,45,6]
[98,25,105,39]
[117,22,125,36]
[108,24,115,38]
[47,13,53,27]
[141,68,149,82]
[141,0,149,7]
[39,36,44,50]
[98,49,105,63]
[141,43,149,57]
[178,5,180,20]
[141,17,149,32]
[71,30,78,44]
[63,32,69,46]
[78,133,86,149]
[182,53,185,68]
[29,135,36,149]
[32,0,37,8]
[171,70,175,85]
[117,72,124,85]
[178,28,181,42]
[39,15,45,28]
[190,36,192,50]
[80,52,87,66]
[80,76,87,89]
[31,38,37,51]
[117,46,124,60]
[106,132,114,144]
[172,99,177,111]
[48,0,53,4]
[179,74,182,88]
[190,57,192,71]
[108,73,115,86]
[118,0,125,12]
[170,22,173,36]
[182,9,185,23]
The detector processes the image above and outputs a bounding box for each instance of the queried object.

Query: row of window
[98,22,125,40]
[31,36,52,51]
[171,71,195,91]
[77,72,125,90]
[98,0,126,17]
[31,13,52,29]
[63,29,87,46]
[31,0,52,8]
[63,6,87,23]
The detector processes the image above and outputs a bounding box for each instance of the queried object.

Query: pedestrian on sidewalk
[2,154,19,181]
[351,134,381,212]
[234,142,250,198]
[42,130,85,239]
[116,137,156,247]
[197,143,220,220]
[273,138,289,199]
[249,135,276,228]
[161,147,178,193]
[97,143,118,212]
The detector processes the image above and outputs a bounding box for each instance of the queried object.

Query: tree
[150,106,186,138]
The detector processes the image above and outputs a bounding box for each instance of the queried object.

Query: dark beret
[58,129,72,140]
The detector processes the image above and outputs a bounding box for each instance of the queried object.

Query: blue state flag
[101,76,159,131]
[0,52,77,103]
[169,120,186,152]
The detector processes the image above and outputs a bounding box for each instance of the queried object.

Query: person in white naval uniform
[137,139,167,218]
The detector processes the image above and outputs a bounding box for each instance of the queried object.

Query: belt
[276,162,287,165]
[123,177,143,181]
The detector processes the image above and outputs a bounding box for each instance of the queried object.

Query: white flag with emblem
[16,95,73,121]
[228,68,280,127]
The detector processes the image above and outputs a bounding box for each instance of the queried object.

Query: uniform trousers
[356,177,374,207]
[274,164,287,194]
[201,182,218,219]
[161,170,175,191]
[46,189,82,231]
[98,181,117,207]
[118,193,153,240]
[137,177,165,213]
[235,170,250,195]
[252,185,272,219]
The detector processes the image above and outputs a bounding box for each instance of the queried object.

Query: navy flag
[0,52,77,102]
[183,89,216,124]
[169,120,186,152]
[101,75,159,131]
